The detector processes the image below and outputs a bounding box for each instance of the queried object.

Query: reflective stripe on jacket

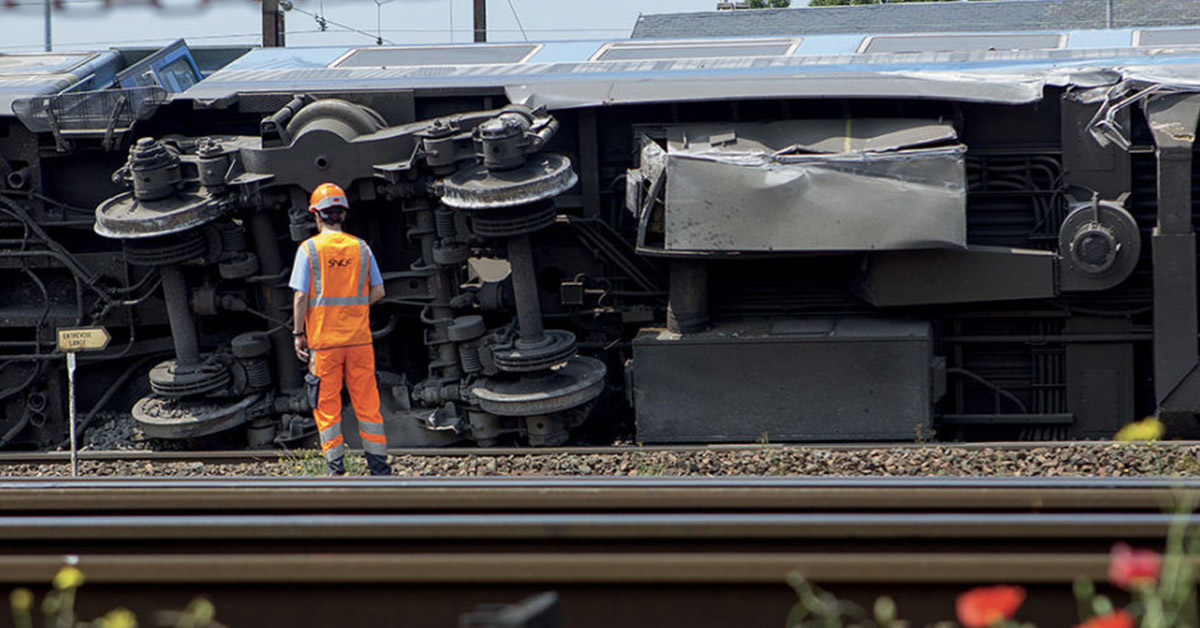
[304,231,372,350]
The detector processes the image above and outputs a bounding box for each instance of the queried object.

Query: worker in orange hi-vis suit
[289,183,391,476]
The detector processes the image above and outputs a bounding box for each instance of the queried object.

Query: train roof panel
[331,43,543,68]
[0,52,99,76]
[1135,28,1200,47]
[0,50,121,115]
[860,33,1066,54]
[591,38,800,62]
[632,0,1200,39]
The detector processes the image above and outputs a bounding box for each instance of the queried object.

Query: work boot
[365,452,392,476]
[326,455,346,476]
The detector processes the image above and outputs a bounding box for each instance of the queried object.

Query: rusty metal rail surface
[0,477,1196,628]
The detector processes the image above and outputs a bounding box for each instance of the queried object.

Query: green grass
[281,446,367,476]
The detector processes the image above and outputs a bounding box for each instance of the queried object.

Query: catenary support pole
[263,0,285,48]
[43,0,51,51]
[474,0,487,42]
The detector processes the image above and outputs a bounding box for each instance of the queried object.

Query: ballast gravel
[3,412,1196,477]
[4,442,1200,477]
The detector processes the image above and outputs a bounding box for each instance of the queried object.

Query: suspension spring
[435,208,458,239]
[245,358,271,389]
[458,344,482,373]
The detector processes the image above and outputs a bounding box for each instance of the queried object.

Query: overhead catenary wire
[287,3,395,45]
[505,0,527,42]
[374,0,398,45]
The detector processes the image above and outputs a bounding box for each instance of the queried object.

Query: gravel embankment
[3,413,1196,477]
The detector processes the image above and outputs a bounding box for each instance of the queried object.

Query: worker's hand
[293,334,309,362]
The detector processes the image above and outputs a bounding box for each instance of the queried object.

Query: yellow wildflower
[9,588,33,612]
[98,607,137,628]
[183,597,215,623]
[51,566,84,591]
[1114,416,1165,442]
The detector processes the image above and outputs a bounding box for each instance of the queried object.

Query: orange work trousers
[308,343,388,462]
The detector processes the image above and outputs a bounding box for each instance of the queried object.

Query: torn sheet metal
[625,136,666,216]
[666,118,958,154]
[1080,62,1200,149]
[634,119,967,254]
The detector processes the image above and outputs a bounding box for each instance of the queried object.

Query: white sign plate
[56,327,111,352]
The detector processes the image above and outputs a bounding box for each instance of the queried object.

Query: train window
[331,44,542,68]
[114,40,201,93]
[157,57,199,92]
[860,33,1065,54]
[591,38,800,62]
[1135,28,1200,47]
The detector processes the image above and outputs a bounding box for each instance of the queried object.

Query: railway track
[0,477,1197,627]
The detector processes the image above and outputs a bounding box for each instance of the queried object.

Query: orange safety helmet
[309,183,349,215]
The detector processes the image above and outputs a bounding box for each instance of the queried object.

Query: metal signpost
[56,327,111,477]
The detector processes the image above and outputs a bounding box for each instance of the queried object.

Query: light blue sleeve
[367,246,383,287]
[288,245,310,293]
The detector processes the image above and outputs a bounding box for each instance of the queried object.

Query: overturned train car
[2,32,1200,449]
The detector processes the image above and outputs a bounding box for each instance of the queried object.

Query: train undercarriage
[2,42,1200,449]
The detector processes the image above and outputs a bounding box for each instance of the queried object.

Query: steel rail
[0,476,1197,513]
[0,513,1188,561]
[0,477,1192,627]
[0,553,1148,584]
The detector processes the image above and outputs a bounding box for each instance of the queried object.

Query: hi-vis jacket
[302,231,373,350]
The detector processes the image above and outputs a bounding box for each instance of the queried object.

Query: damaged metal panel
[640,119,967,253]
[666,119,958,154]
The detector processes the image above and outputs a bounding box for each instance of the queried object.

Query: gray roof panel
[632,0,1200,39]
[862,33,1065,54]
[1136,28,1200,47]
[594,38,798,61]
[331,44,541,68]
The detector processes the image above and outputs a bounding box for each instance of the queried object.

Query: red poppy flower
[1109,542,1162,589]
[956,585,1026,628]
[1075,610,1135,628]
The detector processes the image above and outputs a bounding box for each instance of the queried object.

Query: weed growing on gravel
[1175,454,1200,477]
[281,446,366,476]
[634,459,666,476]
[768,454,790,476]
[10,564,220,628]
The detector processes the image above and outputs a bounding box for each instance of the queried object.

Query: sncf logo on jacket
[304,231,373,350]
